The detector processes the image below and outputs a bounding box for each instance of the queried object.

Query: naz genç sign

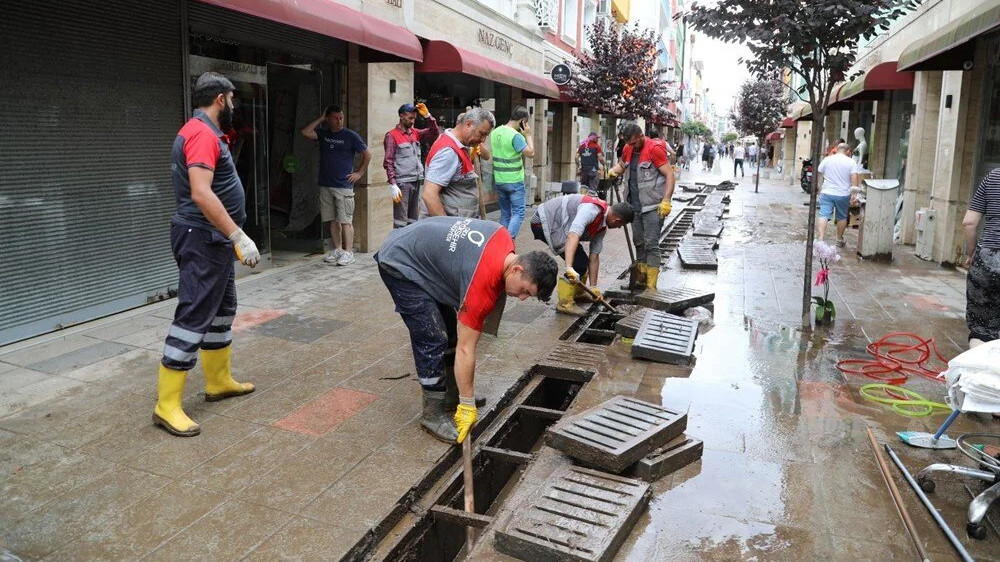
[478,28,513,57]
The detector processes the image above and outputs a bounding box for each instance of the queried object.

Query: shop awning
[792,104,813,121]
[835,62,914,105]
[898,0,1000,71]
[416,40,560,99]
[780,117,796,129]
[765,131,783,142]
[196,0,423,62]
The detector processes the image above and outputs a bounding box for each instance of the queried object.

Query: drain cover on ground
[635,287,714,313]
[530,341,606,382]
[693,222,723,237]
[494,465,650,562]
[678,246,718,269]
[630,436,704,482]
[631,310,699,365]
[546,396,688,473]
[614,308,650,338]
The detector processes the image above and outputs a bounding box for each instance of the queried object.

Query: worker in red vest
[608,123,676,291]
[383,102,439,228]
[421,108,496,218]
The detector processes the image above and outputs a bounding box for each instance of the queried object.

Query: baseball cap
[398,103,417,114]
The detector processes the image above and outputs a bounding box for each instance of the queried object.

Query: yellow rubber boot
[153,365,200,437]
[574,273,594,302]
[645,265,660,293]
[633,263,647,290]
[201,347,255,402]
[555,278,587,316]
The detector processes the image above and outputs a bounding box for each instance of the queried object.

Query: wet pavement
[1,161,998,561]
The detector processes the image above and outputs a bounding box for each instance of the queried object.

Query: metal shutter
[0,0,183,345]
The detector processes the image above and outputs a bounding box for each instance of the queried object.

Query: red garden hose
[836,332,949,385]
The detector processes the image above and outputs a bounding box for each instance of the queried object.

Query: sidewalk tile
[0,450,111,514]
[241,516,363,562]
[273,387,377,437]
[0,376,86,419]
[0,367,51,394]
[123,413,263,477]
[0,335,103,368]
[181,426,313,494]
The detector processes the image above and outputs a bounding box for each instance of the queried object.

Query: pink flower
[814,268,829,287]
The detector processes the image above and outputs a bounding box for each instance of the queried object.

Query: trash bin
[858,179,900,260]
[561,180,580,195]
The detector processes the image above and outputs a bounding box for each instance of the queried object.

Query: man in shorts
[816,143,860,247]
[301,105,371,265]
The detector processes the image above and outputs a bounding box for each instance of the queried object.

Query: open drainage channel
[347,300,628,562]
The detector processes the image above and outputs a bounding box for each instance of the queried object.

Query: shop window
[562,0,579,45]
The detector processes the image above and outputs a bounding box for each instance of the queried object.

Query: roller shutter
[0,1,184,344]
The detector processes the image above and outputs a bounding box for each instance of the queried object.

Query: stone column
[900,71,941,245]
[782,131,796,184]
[867,93,891,178]
[530,98,549,202]
[929,69,975,264]
[347,44,414,252]
[823,112,839,153]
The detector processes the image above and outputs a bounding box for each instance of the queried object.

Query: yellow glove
[589,287,602,300]
[454,400,477,444]
[657,199,672,218]
[564,267,580,282]
[608,169,619,179]
[415,102,430,118]
[469,146,481,160]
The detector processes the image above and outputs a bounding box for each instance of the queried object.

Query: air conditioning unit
[914,207,935,261]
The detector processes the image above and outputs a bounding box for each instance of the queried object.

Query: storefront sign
[550,64,571,86]
[189,55,267,85]
[478,29,513,57]
[386,0,402,6]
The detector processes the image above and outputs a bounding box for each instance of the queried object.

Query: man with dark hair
[608,123,676,292]
[301,105,372,266]
[384,102,439,228]
[577,132,606,195]
[423,107,496,218]
[375,216,557,443]
[531,195,634,315]
[489,106,535,237]
[153,72,258,437]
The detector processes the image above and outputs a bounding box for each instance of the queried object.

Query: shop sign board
[478,28,513,57]
[551,63,571,85]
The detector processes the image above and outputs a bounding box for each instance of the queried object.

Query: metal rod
[885,444,974,562]
[933,409,961,440]
[462,436,478,548]
[865,428,930,562]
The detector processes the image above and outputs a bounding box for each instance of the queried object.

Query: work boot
[556,278,587,316]
[633,263,647,290]
[421,389,458,443]
[153,365,200,437]
[574,274,594,302]
[645,266,660,293]
[201,347,255,402]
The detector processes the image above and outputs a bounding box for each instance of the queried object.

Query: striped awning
[898,0,1000,71]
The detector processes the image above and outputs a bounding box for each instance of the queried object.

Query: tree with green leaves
[684,0,920,330]
[567,19,670,120]
[722,132,739,144]
[732,79,786,193]
[681,119,713,142]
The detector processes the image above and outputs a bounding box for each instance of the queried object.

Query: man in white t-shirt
[816,143,860,247]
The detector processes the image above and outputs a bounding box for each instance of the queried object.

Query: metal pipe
[885,444,974,562]
[865,428,930,562]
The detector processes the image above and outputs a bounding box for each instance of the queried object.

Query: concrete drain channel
[350,301,627,562]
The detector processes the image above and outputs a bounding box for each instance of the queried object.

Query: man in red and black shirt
[153,73,259,438]
[384,102,439,228]
[375,217,557,443]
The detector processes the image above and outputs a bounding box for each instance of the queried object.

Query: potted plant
[812,240,841,324]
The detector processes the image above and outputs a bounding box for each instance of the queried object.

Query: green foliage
[680,119,713,140]
[732,80,786,142]
[722,132,739,144]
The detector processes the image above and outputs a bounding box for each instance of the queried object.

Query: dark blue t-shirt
[170,110,246,230]
[316,126,367,188]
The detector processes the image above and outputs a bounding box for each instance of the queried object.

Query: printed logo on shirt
[446,218,485,252]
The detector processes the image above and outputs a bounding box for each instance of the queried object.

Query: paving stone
[635,288,715,313]
[529,341,606,382]
[693,222,724,237]
[248,314,348,343]
[614,308,651,339]
[678,246,718,270]
[494,465,651,562]
[546,396,688,473]
[629,436,704,482]
[25,341,134,375]
[631,311,700,365]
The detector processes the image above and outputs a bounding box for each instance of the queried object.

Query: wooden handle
[462,436,478,548]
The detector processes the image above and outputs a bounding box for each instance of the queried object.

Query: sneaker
[323,249,344,263]
[836,238,846,248]
[336,251,356,266]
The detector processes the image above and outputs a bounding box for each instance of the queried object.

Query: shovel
[564,274,619,314]
[603,178,642,290]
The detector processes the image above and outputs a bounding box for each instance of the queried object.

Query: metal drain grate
[495,465,651,562]
[546,395,688,473]
[677,245,718,269]
[635,287,715,313]
[530,341,607,382]
[631,310,699,364]
[614,308,650,338]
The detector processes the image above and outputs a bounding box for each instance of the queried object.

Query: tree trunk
[801,113,826,332]
[754,137,762,193]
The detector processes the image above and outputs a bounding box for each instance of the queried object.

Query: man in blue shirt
[301,105,371,265]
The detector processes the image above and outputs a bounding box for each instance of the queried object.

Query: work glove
[608,169,619,179]
[589,287,603,300]
[228,228,260,267]
[469,146,481,160]
[415,102,430,118]
[657,199,672,218]
[389,184,402,203]
[564,267,580,282]
[455,398,477,444]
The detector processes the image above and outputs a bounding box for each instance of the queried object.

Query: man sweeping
[375,217,557,443]
[531,195,634,315]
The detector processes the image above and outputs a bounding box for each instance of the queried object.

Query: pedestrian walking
[701,142,712,172]
[301,105,371,266]
[962,167,1000,349]
[607,123,676,291]
[384,102,439,229]
[153,72,258,437]
[577,132,606,196]
[815,143,860,247]
[375,217,557,443]
[531,194,634,315]
[422,108,495,218]
[733,143,745,177]
[490,106,535,237]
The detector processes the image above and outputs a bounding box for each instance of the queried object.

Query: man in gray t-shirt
[422,108,495,218]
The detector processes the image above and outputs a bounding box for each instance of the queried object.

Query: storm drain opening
[367,374,583,562]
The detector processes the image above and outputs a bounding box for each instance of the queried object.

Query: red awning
[765,131,783,141]
[780,117,796,129]
[196,0,423,62]
[417,40,560,99]
[830,61,913,108]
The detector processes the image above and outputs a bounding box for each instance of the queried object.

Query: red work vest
[581,195,609,238]
[425,133,474,175]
